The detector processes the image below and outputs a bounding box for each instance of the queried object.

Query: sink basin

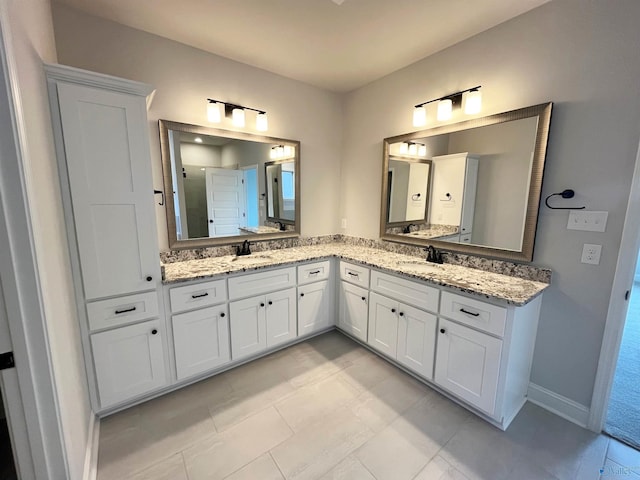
[396,261,444,274]
[230,255,274,265]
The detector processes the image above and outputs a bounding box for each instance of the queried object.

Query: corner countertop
[162,243,549,306]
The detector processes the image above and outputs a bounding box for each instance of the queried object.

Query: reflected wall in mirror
[159,120,300,249]
[386,157,432,225]
[380,103,552,262]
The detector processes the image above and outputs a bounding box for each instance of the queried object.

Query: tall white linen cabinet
[46,64,168,412]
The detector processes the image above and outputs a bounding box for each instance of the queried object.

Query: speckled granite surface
[239,226,282,234]
[162,243,549,306]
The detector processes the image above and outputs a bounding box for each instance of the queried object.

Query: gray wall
[340,0,640,407]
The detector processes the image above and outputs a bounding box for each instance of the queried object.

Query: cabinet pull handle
[151,329,158,335]
[192,292,209,299]
[220,312,226,318]
[309,270,321,275]
[260,302,265,307]
[300,293,305,297]
[460,308,480,317]
[440,328,446,334]
[115,306,136,315]
[348,272,359,277]
[146,276,153,282]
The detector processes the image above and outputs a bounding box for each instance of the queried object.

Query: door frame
[588,135,640,432]
[0,5,68,478]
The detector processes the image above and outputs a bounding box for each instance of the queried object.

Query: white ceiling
[54,0,550,92]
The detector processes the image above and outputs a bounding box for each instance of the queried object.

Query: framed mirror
[159,120,300,249]
[380,103,552,262]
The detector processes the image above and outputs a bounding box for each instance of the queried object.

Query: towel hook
[544,189,585,210]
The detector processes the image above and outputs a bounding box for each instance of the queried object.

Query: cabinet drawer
[228,267,296,300]
[87,291,159,331]
[297,260,331,285]
[440,291,507,337]
[339,261,370,288]
[370,270,439,312]
[169,279,227,314]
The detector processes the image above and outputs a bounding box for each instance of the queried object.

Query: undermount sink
[395,261,444,274]
[230,255,274,265]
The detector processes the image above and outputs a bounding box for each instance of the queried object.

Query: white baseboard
[83,414,100,480]
[528,382,590,428]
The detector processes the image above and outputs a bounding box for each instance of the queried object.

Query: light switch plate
[567,210,608,232]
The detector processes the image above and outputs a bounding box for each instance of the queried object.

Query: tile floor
[97,330,640,480]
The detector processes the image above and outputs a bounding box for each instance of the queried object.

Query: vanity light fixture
[399,141,427,157]
[413,86,482,126]
[194,137,203,143]
[206,98,268,131]
[271,145,295,159]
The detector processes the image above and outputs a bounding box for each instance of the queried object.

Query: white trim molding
[83,414,99,480]
[528,382,590,428]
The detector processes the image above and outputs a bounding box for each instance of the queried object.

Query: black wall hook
[545,189,585,210]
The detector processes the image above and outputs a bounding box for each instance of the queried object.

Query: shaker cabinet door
[434,318,502,415]
[367,292,399,358]
[265,287,297,348]
[57,83,159,300]
[338,281,368,342]
[298,280,331,336]
[172,306,230,380]
[396,304,437,380]
[229,296,267,361]
[91,320,167,408]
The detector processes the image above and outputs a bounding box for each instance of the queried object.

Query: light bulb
[464,90,482,115]
[418,144,427,156]
[270,147,278,159]
[194,137,203,143]
[276,146,284,158]
[408,143,418,155]
[399,142,409,155]
[437,99,452,121]
[284,145,294,157]
[207,102,222,123]
[413,106,426,127]
[256,112,268,131]
[232,108,245,127]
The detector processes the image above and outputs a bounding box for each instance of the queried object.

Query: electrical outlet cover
[581,243,602,265]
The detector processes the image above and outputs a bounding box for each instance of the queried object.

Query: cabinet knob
[146,276,153,282]
[440,328,446,334]
[391,308,396,313]
[268,300,273,305]
[300,293,305,297]
[151,329,158,335]
[361,296,366,301]
[220,312,226,318]
[399,312,404,317]
[260,302,265,307]
[209,220,213,223]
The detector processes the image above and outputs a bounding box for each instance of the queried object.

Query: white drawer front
[370,270,439,313]
[169,279,227,314]
[440,291,507,337]
[228,266,296,300]
[297,260,331,285]
[339,261,370,288]
[87,291,159,331]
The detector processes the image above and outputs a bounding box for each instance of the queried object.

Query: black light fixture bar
[414,85,481,108]
[207,98,265,116]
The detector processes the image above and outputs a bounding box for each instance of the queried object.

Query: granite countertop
[162,243,549,306]
[239,226,282,234]
[407,225,460,239]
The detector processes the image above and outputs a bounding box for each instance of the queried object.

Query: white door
[266,287,297,347]
[172,306,230,380]
[434,318,502,415]
[91,319,168,408]
[397,304,437,380]
[298,280,331,336]
[229,296,266,360]
[367,292,399,357]
[338,281,368,342]
[206,168,245,237]
[57,83,160,300]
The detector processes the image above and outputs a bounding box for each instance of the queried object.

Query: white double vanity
[45,64,549,432]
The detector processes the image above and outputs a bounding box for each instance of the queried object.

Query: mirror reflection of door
[242,166,259,228]
[205,168,246,237]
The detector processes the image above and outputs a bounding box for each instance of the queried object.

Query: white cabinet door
[434,318,502,415]
[229,296,266,361]
[367,292,399,357]
[91,319,167,408]
[172,306,230,380]
[298,280,331,336]
[397,304,437,380]
[265,287,297,348]
[338,281,368,342]
[57,83,159,300]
